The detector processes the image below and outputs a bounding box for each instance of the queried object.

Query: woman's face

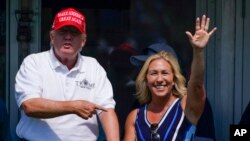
[146,58,174,98]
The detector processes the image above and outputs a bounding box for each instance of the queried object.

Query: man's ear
[81,34,87,47]
[49,31,54,45]
[50,31,54,40]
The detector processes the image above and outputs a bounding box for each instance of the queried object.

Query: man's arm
[22,98,107,119]
[99,109,120,141]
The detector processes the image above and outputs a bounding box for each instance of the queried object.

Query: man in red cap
[15,7,119,141]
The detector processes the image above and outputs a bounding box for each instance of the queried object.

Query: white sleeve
[15,55,42,107]
[92,60,115,113]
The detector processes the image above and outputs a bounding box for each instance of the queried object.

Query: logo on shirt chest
[75,79,95,89]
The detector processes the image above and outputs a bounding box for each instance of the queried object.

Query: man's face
[50,26,86,59]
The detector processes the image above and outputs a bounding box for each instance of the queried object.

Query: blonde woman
[124,15,217,141]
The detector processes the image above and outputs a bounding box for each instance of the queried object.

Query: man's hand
[73,100,107,119]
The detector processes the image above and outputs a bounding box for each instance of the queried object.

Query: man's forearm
[99,109,120,141]
[21,98,74,118]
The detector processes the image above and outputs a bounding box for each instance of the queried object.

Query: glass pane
[0,1,10,141]
[0,1,6,99]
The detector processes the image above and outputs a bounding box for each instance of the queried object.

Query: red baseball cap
[51,8,86,33]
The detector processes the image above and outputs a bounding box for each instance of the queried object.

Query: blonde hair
[135,51,187,104]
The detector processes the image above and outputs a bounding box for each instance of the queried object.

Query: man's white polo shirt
[15,48,115,141]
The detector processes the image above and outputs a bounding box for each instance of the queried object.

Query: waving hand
[185,15,217,49]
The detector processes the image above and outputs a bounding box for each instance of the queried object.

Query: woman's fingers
[208,27,217,36]
[185,31,193,41]
[201,15,206,30]
[195,17,201,31]
[205,17,210,31]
